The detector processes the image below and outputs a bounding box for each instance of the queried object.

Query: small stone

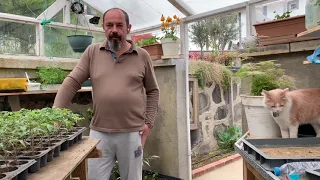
[199,92,211,115]
[214,106,228,120]
[233,83,238,100]
[212,84,221,104]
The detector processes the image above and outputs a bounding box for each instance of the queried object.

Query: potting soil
[260,147,320,158]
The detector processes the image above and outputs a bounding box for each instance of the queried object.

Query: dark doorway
[298,124,316,138]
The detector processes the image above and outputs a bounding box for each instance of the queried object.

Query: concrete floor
[194,158,243,180]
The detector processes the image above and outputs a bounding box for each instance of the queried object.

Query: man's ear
[127,24,132,33]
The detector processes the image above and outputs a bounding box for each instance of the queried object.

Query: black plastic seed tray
[242,137,320,171]
[0,159,36,180]
[23,138,66,173]
[60,127,87,151]
[306,168,320,180]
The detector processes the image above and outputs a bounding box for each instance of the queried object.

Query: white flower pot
[160,38,180,56]
[41,84,61,91]
[241,95,281,138]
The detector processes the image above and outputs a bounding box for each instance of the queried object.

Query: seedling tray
[60,127,87,151]
[306,168,320,180]
[242,137,320,171]
[0,159,36,180]
[17,137,66,173]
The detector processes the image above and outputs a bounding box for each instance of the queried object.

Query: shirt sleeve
[143,53,160,129]
[53,46,91,109]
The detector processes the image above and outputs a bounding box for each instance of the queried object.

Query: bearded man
[53,8,160,180]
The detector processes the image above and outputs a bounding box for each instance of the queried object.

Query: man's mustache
[109,33,121,40]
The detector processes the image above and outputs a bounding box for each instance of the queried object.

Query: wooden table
[28,136,100,180]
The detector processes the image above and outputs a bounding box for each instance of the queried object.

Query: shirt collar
[99,39,138,54]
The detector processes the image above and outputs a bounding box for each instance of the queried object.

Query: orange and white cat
[261,88,320,138]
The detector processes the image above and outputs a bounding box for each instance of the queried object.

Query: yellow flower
[176,18,181,24]
[167,16,172,22]
[164,22,169,27]
[160,15,165,21]
[161,27,165,31]
[171,26,175,31]
[173,15,177,19]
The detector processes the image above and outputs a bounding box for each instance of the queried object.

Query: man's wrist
[145,122,153,129]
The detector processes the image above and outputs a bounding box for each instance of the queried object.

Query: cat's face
[261,88,289,117]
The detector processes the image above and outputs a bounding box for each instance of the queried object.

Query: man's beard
[107,33,122,51]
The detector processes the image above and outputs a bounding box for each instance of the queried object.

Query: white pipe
[183,21,192,180]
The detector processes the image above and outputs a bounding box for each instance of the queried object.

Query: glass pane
[181,0,248,14]
[69,1,104,28]
[44,27,105,58]
[187,11,245,51]
[253,0,306,24]
[85,0,185,31]
[0,21,36,55]
[0,0,55,18]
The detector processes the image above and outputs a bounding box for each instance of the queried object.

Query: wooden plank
[7,96,21,111]
[246,161,265,180]
[28,137,100,180]
[297,25,320,38]
[243,160,255,180]
[257,34,319,46]
[0,87,92,96]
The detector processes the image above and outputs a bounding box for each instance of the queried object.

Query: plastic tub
[0,78,27,92]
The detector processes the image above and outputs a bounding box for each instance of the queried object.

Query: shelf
[297,25,320,38]
[0,87,92,96]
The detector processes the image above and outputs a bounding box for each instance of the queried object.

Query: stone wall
[190,77,241,156]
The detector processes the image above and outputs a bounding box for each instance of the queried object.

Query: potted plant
[136,36,163,60]
[253,11,306,37]
[67,34,93,53]
[160,14,181,57]
[36,66,68,90]
[188,60,233,92]
[234,60,296,138]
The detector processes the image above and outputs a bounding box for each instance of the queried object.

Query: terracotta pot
[141,43,163,60]
[253,15,306,37]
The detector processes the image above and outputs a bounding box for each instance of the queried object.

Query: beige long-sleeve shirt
[53,40,160,132]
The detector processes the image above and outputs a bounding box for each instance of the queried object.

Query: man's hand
[139,124,150,149]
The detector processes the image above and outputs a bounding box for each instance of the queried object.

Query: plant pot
[82,79,92,87]
[160,38,180,57]
[253,15,306,37]
[67,35,93,53]
[141,43,163,60]
[241,95,281,138]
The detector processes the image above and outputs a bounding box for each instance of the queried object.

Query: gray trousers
[88,130,143,180]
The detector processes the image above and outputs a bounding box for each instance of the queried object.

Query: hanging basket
[67,35,93,53]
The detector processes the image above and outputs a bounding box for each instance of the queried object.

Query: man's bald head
[103,8,129,27]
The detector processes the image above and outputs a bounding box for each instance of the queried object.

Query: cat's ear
[261,89,268,97]
[283,88,289,92]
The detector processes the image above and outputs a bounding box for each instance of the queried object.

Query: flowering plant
[160,14,180,41]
